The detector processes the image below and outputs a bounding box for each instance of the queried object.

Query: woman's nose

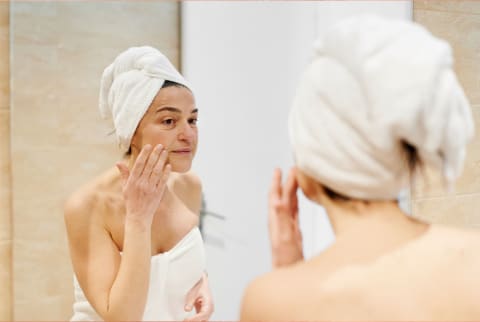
[178,121,195,141]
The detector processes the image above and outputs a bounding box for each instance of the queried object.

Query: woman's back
[244,224,480,321]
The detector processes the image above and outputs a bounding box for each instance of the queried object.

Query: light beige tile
[0,110,11,242]
[412,105,480,199]
[454,55,480,106]
[412,193,480,229]
[10,43,62,149]
[11,144,119,225]
[10,2,58,46]
[11,145,118,239]
[0,239,12,321]
[0,2,8,27]
[414,0,480,15]
[0,1,9,110]
[56,1,180,66]
[14,239,73,320]
[0,201,11,240]
[414,9,480,104]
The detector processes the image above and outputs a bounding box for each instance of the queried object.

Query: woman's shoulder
[64,167,121,224]
[424,224,480,270]
[169,171,202,191]
[419,224,480,255]
[240,262,316,320]
[168,171,203,214]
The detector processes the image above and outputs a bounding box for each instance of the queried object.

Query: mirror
[6,0,479,320]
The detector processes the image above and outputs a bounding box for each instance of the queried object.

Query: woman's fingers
[284,168,298,206]
[142,144,163,181]
[150,148,169,185]
[269,168,283,216]
[116,162,130,187]
[155,163,171,193]
[130,144,152,180]
[284,168,297,197]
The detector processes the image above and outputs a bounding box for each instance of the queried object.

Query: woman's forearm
[104,217,152,321]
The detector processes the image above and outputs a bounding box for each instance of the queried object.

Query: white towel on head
[289,15,474,200]
[99,46,192,151]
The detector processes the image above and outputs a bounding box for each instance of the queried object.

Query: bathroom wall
[412,0,480,228]
[9,2,180,319]
[0,1,12,321]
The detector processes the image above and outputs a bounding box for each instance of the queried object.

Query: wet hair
[324,141,423,202]
[162,80,189,90]
[123,80,189,157]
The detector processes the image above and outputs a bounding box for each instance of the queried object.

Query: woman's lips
[170,148,192,154]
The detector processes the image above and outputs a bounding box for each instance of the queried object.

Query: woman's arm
[65,144,170,321]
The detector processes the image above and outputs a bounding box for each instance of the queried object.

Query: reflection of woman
[241,16,480,320]
[65,46,213,321]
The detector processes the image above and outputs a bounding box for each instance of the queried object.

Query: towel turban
[99,46,192,151]
[289,15,474,200]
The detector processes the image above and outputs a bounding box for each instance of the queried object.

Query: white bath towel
[99,46,192,151]
[71,227,206,321]
[289,15,474,200]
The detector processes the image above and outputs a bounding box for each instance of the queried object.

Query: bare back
[242,225,480,321]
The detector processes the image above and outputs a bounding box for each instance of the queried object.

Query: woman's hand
[268,167,304,268]
[184,272,214,322]
[116,144,171,224]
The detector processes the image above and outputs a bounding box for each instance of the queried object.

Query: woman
[241,16,480,321]
[65,46,213,321]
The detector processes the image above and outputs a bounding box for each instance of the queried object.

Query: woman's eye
[189,118,198,125]
[162,118,175,126]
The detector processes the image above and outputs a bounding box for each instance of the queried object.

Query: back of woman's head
[289,15,474,200]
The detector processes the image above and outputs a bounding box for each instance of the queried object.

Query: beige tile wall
[10,1,180,320]
[0,1,12,320]
[412,0,480,227]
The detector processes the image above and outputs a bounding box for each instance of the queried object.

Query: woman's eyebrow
[156,106,181,113]
[155,107,198,114]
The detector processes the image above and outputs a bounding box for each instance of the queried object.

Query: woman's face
[131,85,198,173]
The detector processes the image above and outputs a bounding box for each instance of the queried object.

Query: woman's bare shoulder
[240,262,315,321]
[418,224,480,256]
[169,171,202,191]
[240,269,283,321]
[64,167,119,225]
[168,171,202,214]
[427,224,480,272]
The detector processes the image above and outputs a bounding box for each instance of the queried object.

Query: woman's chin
[170,162,192,173]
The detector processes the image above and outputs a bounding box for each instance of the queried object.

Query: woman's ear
[295,169,325,204]
[129,132,141,156]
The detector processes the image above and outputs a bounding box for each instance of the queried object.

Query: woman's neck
[322,197,428,240]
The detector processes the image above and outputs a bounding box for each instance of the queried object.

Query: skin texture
[65,86,213,321]
[241,167,480,321]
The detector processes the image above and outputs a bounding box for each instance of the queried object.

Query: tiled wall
[412,0,480,227]
[8,2,180,319]
[0,2,12,320]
